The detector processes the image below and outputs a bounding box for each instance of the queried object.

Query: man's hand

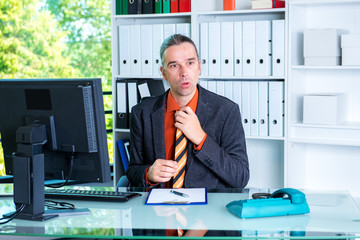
[147,159,178,183]
[174,106,206,146]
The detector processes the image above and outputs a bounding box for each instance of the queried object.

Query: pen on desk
[170,190,189,198]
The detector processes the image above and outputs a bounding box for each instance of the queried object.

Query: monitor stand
[12,124,91,221]
[12,124,56,221]
[13,151,58,221]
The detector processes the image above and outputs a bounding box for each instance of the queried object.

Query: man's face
[161,42,201,100]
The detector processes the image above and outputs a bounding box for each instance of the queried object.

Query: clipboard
[145,188,207,205]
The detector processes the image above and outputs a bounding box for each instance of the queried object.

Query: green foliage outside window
[0,0,113,176]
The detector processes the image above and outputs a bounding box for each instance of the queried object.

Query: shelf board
[289,122,360,146]
[114,75,162,79]
[112,12,191,19]
[246,136,285,141]
[196,8,285,16]
[115,75,285,80]
[291,65,360,70]
[290,121,360,130]
[288,138,360,147]
[199,76,285,80]
[290,0,360,7]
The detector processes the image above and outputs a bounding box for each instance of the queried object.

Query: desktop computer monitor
[0,78,111,184]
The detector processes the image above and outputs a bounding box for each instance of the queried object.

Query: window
[0,0,113,175]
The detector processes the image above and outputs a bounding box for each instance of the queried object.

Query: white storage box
[303,94,347,125]
[342,48,360,65]
[304,29,347,66]
[341,34,360,47]
[341,34,360,66]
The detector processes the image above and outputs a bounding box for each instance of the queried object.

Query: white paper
[146,188,207,205]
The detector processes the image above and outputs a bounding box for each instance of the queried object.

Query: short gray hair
[160,34,199,66]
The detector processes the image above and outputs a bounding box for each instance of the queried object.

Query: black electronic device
[0,78,111,220]
[44,188,141,202]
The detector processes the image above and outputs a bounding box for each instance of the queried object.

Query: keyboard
[45,188,141,202]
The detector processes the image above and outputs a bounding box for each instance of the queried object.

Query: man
[126,34,249,189]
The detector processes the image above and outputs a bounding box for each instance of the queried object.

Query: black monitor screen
[0,78,111,183]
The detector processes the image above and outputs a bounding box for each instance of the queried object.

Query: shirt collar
[166,88,199,113]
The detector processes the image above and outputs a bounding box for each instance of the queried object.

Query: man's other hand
[147,159,178,183]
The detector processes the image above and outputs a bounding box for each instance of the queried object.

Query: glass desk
[0,184,360,239]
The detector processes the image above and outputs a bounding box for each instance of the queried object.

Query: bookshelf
[287,0,360,197]
[111,0,290,193]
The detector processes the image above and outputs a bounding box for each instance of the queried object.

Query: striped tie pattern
[176,208,188,237]
[173,128,187,188]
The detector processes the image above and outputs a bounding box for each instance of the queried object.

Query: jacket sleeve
[193,104,249,188]
[126,106,149,187]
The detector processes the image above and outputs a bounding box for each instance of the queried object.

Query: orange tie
[176,207,188,237]
[173,128,187,188]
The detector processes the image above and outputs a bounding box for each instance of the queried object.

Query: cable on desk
[45,200,75,210]
[0,203,26,224]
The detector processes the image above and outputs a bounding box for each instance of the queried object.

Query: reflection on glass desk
[0,184,360,239]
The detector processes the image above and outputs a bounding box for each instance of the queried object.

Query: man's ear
[160,66,167,81]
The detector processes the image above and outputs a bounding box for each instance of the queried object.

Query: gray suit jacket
[126,85,249,188]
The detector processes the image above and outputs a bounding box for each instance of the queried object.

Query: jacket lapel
[186,86,210,169]
[196,86,210,129]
